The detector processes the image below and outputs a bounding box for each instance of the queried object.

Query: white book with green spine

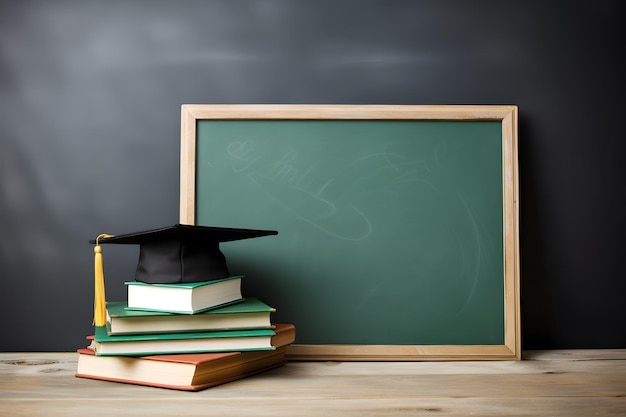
[125,275,243,314]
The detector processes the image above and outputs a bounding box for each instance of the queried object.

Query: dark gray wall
[1,0,623,351]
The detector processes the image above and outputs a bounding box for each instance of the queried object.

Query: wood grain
[1,350,624,416]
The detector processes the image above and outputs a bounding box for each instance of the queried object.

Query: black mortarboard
[93,224,277,284]
[90,224,277,326]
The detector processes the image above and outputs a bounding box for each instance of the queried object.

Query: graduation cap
[91,224,277,326]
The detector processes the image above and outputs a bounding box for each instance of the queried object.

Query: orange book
[75,323,295,391]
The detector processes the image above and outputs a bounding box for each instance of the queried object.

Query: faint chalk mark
[249,173,372,241]
[453,193,482,315]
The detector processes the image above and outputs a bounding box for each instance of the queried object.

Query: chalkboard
[180,105,519,360]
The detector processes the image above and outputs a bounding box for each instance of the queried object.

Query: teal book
[125,275,243,314]
[106,298,275,335]
[92,326,277,356]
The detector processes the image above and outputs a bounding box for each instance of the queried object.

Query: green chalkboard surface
[180,105,519,360]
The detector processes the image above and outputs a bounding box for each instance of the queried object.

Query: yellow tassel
[93,234,113,327]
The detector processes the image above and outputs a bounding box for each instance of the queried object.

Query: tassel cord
[93,234,112,327]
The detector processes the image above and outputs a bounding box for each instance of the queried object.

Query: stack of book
[76,275,295,391]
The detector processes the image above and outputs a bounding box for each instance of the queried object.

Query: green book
[92,326,277,356]
[106,298,275,335]
[125,275,243,314]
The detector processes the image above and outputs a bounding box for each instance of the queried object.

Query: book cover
[91,323,296,356]
[76,324,296,391]
[106,297,275,335]
[125,275,243,289]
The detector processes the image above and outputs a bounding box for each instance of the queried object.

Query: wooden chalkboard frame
[180,105,520,361]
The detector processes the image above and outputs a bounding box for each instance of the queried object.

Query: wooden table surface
[1,350,624,416]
